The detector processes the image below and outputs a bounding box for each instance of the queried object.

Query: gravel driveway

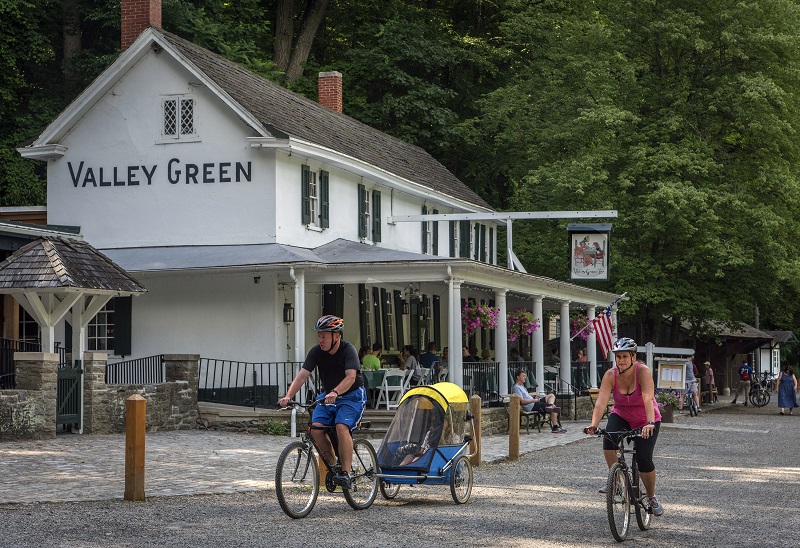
[1,403,796,547]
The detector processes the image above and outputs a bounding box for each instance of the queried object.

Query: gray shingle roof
[0,237,146,293]
[159,30,491,210]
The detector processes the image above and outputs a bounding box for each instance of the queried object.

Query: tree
[273,0,330,83]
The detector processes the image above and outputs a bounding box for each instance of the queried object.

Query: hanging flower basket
[506,308,541,342]
[461,303,499,335]
[570,315,594,340]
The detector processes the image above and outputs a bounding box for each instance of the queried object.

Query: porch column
[560,300,572,393]
[587,306,598,388]
[448,277,463,387]
[494,289,508,395]
[292,268,305,363]
[533,295,544,396]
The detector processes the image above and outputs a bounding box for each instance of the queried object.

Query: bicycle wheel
[754,390,769,407]
[450,455,473,504]
[689,396,697,417]
[632,464,651,531]
[380,480,401,499]
[607,463,630,542]
[343,439,379,510]
[275,441,319,519]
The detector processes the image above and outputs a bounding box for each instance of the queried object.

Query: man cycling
[279,315,366,488]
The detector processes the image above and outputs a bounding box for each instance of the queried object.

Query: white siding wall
[46,52,277,249]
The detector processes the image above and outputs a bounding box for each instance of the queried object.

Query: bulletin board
[656,360,686,390]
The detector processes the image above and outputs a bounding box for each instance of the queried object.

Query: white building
[17,0,621,397]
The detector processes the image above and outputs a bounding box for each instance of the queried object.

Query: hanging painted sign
[567,223,611,281]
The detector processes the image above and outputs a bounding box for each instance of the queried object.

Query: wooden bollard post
[508,394,520,460]
[469,394,482,466]
[124,394,146,501]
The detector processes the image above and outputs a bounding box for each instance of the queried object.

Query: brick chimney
[318,71,343,113]
[121,0,162,51]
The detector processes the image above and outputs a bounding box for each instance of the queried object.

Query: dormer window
[161,95,197,141]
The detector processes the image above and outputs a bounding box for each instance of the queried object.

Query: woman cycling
[586,337,664,517]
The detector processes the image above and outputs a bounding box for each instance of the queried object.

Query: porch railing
[198,359,316,408]
[105,355,165,384]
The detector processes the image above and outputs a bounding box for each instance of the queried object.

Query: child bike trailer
[376,382,475,504]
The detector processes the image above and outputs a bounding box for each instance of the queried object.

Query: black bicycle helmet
[314,315,344,333]
[612,337,637,353]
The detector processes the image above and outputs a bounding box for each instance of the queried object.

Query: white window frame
[361,189,373,243]
[88,301,115,352]
[308,170,319,228]
[159,94,199,143]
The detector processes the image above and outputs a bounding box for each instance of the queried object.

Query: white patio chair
[376,368,407,410]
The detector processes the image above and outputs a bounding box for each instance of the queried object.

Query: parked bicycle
[749,380,770,407]
[275,400,379,519]
[586,427,654,542]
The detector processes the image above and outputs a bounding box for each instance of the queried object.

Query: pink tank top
[609,363,661,427]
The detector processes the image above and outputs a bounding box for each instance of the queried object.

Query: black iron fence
[105,355,165,384]
[197,359,318,408]
[0,338,70,388]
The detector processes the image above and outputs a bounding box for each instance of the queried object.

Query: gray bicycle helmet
[611,337,637,353]
[313,315,344,332]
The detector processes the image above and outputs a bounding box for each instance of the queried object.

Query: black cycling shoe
[334,472,352,490]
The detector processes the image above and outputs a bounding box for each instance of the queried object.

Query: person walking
[731,362,754,406]
[777,365,798,415]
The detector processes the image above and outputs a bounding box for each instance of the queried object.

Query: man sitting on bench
[513,369,566,433]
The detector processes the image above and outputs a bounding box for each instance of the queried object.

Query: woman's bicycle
[275,400,379,518]
[587,427,653,542]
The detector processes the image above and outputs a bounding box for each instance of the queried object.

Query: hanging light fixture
[283,302,295,323]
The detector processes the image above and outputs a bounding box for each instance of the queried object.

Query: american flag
[592,307,614,359]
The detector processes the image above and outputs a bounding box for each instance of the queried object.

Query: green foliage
[261,419,288,436]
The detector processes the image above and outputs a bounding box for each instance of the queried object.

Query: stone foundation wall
[0,353,200,441]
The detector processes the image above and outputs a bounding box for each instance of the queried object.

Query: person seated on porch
[420,341,442,376]
[480,349,493,361]
[513,369,566,433]
[401,345,423,386]
[509,347,524,363]
[362,343,381,371]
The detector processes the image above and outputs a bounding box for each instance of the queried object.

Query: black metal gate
[57,363,82,428]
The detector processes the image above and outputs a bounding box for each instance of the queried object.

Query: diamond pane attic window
[161,95,197,140]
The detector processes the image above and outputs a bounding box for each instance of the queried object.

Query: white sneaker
[649,495,664,517]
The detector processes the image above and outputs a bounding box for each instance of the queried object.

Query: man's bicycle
[683,382,700,417]
[748,380,770,407]
[587,427,653,542]
[275,400,379,518]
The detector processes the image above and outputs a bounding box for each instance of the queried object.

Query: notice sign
[568,224,611,281]
[657,361,686,390]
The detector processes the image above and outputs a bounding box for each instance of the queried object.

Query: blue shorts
[312,386,366,433]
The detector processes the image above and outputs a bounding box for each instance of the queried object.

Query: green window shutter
[432,209,439,255]
[394,290,405,347]
[372,190,381,242]
[113,296,132,357]
[459,220,470,258]
[358,184,367,238]
[433,295,441,349]
[381,288,391,349]
[372,287,382,347]
[301,165,311,225]
[489,227,494,264]
[480,224,486,262]
[323,284,344,317]
[421,205,428,253]
[473,224,480,260]
[319,170,330,228]
[449,221,455,257]
[358,284,369,345]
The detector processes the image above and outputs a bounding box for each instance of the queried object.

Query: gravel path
[0,403,796,547]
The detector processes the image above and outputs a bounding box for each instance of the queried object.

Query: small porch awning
[0,237,147,352]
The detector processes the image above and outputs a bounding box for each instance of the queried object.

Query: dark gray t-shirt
[302,339,363,394]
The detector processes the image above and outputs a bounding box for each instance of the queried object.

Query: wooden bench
[588,388,613,420]
[503,395,560,434]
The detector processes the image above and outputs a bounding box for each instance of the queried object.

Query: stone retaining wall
[0,353,200,441]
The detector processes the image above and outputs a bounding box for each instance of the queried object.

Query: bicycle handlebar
[584,426,642,438]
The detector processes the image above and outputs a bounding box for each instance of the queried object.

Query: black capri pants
[602,413,660,473]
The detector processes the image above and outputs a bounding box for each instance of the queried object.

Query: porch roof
[101,239,619,309]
